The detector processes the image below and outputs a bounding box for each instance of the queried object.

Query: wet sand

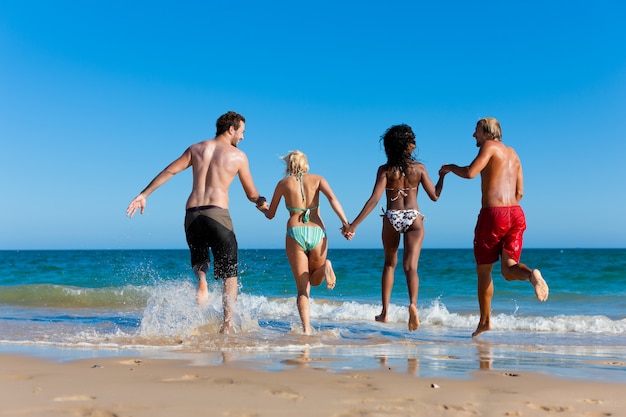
[1,353,624,417]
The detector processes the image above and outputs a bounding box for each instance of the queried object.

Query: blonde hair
[477,117,502,140]
[282,150,309,176]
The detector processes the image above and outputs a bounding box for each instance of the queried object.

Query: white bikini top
[386,187,417,202]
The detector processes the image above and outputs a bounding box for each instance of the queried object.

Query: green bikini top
[285,171,318,223]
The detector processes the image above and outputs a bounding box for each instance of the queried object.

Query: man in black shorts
[127,111,267,333]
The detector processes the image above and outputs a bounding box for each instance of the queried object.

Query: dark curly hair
[215,111,246,136]
[380,124,416,173]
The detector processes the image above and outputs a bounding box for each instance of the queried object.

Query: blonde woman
[263,150,349,334]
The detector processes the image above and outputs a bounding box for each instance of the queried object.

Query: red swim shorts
[473,206,526,265]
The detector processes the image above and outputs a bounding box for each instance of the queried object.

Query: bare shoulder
[409,160,426,170]
[377,164,390,177]
[491,141,519,162]
[217,141,247,162]
[276,176,291,187]
[188,138,215,154]
[482,139,501,151]
[505,143,519,157]
[304,173,325,187]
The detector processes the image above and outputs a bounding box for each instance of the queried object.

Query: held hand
[126,195,146,218]
[438,165,451,176]
[341,224,356,241]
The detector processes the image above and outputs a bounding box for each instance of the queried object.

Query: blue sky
[1,0,625,250]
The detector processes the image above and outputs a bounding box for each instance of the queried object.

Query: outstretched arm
[419,165,441,202]
[435,173,445,197]
[345,166,387,238]
[237,153,268,210]
[439,142,496,180]
[126,149,192,218]
[261,182,284,220]
[319,177,350,229]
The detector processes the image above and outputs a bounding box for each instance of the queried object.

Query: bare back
[281,174,325,229]
[186,138,248,209]
[478,141,523,207]
[385,162,439,210]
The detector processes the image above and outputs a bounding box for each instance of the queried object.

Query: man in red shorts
[438,117,549,337]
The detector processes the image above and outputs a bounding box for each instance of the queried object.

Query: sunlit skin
[262,152,350,335]
[126,118,268,334]
[438,120,548,337]
[343,128,443,331]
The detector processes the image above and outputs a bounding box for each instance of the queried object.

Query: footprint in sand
[581,398,604,405]
[78,407,119,417]
[213,377,235,385]
[161,374,201,382]
[119,359,142,366]
[526,402,572,412]
[438,403,477,415]
[53,394,96,402]
[268,388,303,401]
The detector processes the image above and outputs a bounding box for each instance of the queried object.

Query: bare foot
[324,260,336,290]
[375,313,388,323]
[408,304,420,331]
[530,269,549,301]
[196,280,209,305]
[219,321,234,334]
[472,321,491,337]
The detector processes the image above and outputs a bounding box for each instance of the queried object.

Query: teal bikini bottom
[286,226,326,253]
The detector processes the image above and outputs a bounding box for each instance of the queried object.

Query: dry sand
[0,353,623,417]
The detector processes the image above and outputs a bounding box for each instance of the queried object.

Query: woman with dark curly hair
[344,124,443,331]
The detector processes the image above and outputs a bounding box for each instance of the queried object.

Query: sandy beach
[1,353,624,417]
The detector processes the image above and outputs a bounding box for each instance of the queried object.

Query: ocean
[0,249,624,382]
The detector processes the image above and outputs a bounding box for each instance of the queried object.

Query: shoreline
[2,335,625,384]
[1,353,624,417]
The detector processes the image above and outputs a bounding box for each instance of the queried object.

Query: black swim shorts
[184,206,238,280]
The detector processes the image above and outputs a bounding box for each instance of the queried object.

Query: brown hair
[215,111,246,136]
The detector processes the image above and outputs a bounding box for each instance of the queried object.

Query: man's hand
[126,194,147,218]
[439,164,452,176]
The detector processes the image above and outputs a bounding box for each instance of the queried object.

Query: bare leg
[473,263,494,337]
[530,269,549,301]
[194,265,209,305]
[376,263,396,322]
[501,252,549,301]
[286,237,313,334]
[219,276,238,334]
[377,220,399,323]
[323,260,336,289]
[403,220,424,331]
[297,288,312,335]
[408,304,419,331]
[308,238,335,289]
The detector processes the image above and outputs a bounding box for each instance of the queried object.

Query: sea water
[0,249,624,381]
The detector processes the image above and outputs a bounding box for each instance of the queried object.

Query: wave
[0,284,149,309]
[2,283,625,337]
